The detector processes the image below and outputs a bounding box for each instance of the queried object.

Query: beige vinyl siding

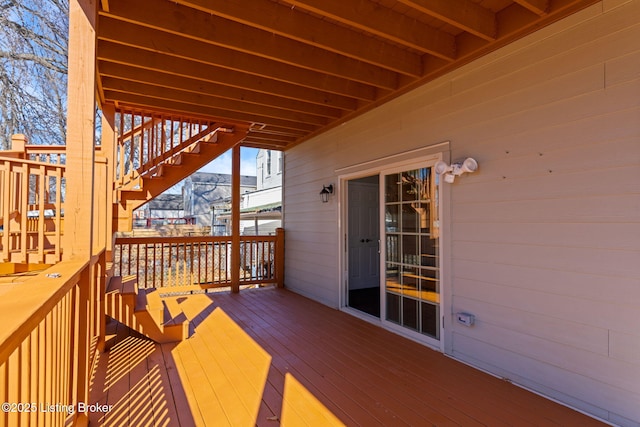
[284,137,340,306]
[284,1,640,424]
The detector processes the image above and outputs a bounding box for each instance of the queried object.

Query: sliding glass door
[383,165,441,344]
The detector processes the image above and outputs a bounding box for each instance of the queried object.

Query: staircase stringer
[114,109,229,192]
[113,127,248,230]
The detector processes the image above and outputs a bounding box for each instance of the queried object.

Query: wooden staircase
[105,275,190,343]
[112,109,249,231]
[0,111,248,270]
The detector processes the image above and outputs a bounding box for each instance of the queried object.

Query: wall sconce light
[319,184,334,203]
[434,157,478,183]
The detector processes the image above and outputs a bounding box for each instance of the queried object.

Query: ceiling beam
[514,0,549,15]
[101,78,331,127]
[102,0,400,89]
[103,91,320,134]
[173,0,423,77]
[396,0,497,41]
[97,19,377,103]
[285,0,456,60]
[98,61,345,119]
[97,43,363,115]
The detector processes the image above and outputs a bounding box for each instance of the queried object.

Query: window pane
[402,297,418,331]
[385,173,400,203]
[421,302,439,339]
[402,234,419,265]
[400,170,419,201]
[385,205,399,232]
[386,292,400,324]
[420,235,438,267]
[386,235,399,263]
[401,204,418,232]
[385,263,401,294]
[401,266,418,296]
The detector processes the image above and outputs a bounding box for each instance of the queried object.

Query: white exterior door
[348,179,380,290]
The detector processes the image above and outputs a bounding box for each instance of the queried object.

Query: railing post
[101,104,117,262]
[10,134,27,155]
[230,145,241,293]
[275,228,285,288]
[63,0,98,259]
[71,265,91,426]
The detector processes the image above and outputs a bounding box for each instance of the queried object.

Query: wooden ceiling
[96,0,598,150]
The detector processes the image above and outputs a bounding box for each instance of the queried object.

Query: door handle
[360,238,371,243]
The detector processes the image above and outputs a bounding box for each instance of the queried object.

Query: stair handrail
[115,109,225,190]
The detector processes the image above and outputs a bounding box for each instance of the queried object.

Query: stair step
[106,275,122,293]
[121,276,137,295]
[163,297,187,326]
[135,288,164,326]
[162,296,190,341]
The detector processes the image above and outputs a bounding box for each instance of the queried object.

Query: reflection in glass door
[384,166,440,341]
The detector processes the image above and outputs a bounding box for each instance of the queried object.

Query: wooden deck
[89,287,606,426]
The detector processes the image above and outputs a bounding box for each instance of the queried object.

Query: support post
[63,0,98,259]
[230,145,241,293]
[275,227,285,288]
[101,105,117,261]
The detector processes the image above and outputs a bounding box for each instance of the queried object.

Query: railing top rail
[24,144,66,154]
[114,234,277,245]
[0,258,89,364]
[0,155,67,170]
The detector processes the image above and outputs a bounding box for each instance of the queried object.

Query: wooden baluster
[153,242,156,288]
[183,240,187,286]
[168,241,172,288]
[1,162,10,261]
[197,241,202,285]
[20,165,28,262]
[54,168,62,261]
[52,304,61,423]
[276,228,285,287]
[38,165,46,263]
[144,242,148,289]
[18,340,28,426]
[7,351,19,425]
[0,363,6,426]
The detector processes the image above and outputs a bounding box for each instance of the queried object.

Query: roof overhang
[97,0,599,151]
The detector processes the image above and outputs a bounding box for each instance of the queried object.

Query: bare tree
[0,0,68,148]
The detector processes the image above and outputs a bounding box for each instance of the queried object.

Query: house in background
[183,172,256,227]
[213,149,283,235]
[241,149,283,234]
[133,193,184,226]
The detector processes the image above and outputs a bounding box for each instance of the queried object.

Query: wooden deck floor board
[217,292,381,426]
[223,291,428,427]
[242,290,543,426]
[91,287,606,427]
[159,342,198,427]
[230,290,483,426]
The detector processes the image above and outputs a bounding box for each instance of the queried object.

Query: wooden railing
[114,228,284,290]
[0,155,65,264]
[0,254,105,426]
[24,144,66,165]
[115,108,226,189]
